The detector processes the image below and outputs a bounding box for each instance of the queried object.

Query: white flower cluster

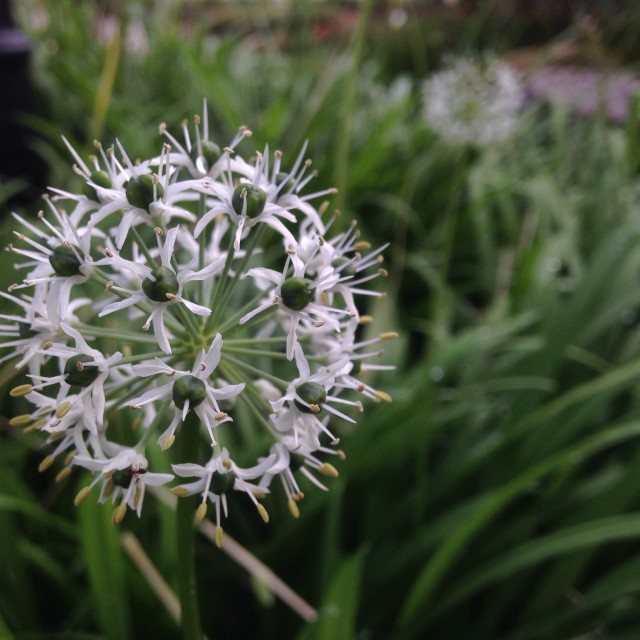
[422,54,524,145]
[3,106,393,542]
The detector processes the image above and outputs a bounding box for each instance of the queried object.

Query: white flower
[194,144,329,251]
[268,346,360,446]
[172,447,275,529]
[158,104,252,179]
[26,323,122,435]
[239,251,350,360]
[0,288,88,374]
[297,219,389,316]
[74,447,173,520]
[86,140,195,249]
[97,227,223,353]
[423,54,524,144]
[128,333,245,449]
[258,435,343,518]
[8,202,97,323]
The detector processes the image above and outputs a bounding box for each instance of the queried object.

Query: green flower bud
[232,184,266,217]
[172,375,206,410]
[275,171,291,188]
[209,470,236,495]
[281,277,316,311]
[125,174,164,211]
[64,354,100,387]
[190,140,221,172]
[294,381,326,413]
[111,469,131,488]
[18,322,38,339]
[49,245,83,277]
[142,266,179,302]
[331,257,356,278]
[112,466,146,488]
[290,452,305,472]
[83,170,111,200]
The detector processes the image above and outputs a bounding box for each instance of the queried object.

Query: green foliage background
[3,1,640,638]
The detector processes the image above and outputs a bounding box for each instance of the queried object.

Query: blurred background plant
[4,0,640,639]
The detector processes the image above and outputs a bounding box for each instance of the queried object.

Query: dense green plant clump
[4,2,640,640]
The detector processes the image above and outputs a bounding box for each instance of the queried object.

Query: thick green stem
[176,411,203,640]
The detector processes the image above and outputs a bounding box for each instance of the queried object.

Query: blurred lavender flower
[526,66,640,124]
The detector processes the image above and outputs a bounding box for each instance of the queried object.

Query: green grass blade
[398,419,640,630]
[298,548,367,640]
[76,496,131,640]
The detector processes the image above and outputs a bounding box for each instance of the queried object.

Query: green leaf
[440,513,640,612]
[77,495,131,640]
[398,419,640,630]
[298,548,368,640]
[0,609,15,640]
[0,494,76,538]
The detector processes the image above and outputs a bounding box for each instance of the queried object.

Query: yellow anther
[55,467,72,483]
[103,479,114,498]
[359,315,374,325]
[214,412,228,422]
[378,268,388,277]
[354,241,372,252]
[256,503,269,524]
[171,487,189,497]
[38,455,56,472]
[10,384,33,397]
[252,490,267,500]
[222,459,232,470]
[64,451,75,466]
[196,503,208,521]
[380,332,399,340]
[375,390,392,403]
[55,401,72,419]
[9,414,32,427]
[42,341,54,350]
[74,486,92,506]
[337,450,346,460]
[214,525,224,548]
[48,430,67,442]
[288,499,300,519]
[112,502,127,525]
[318,463,339,478]
[309,403,321,413]
[162,434,176,451]
[134,488,142,508]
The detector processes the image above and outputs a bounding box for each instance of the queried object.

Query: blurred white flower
[422,54,524,145]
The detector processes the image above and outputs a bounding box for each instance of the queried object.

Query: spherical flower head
[4,103,394,531]
[422,54,524,145]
